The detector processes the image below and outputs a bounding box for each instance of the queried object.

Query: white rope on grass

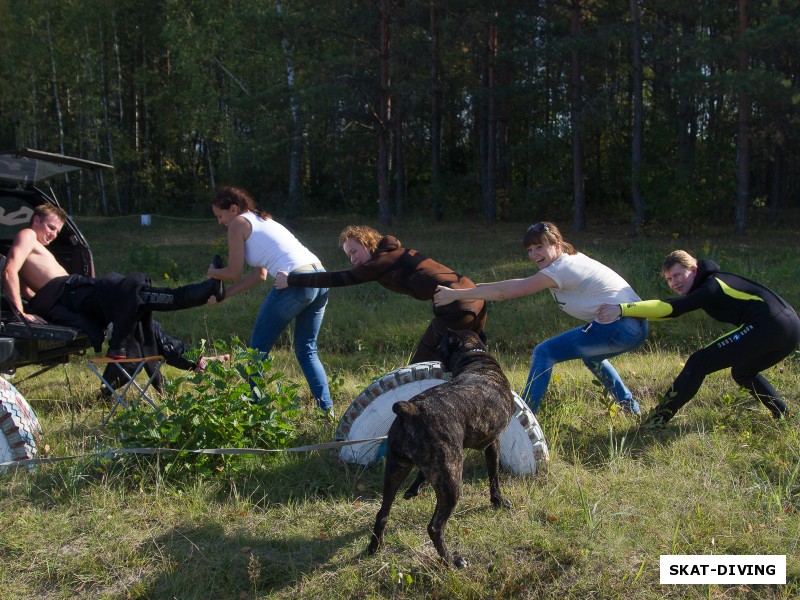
[0,436,388,469]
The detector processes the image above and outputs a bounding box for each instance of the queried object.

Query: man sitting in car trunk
[2,204,223,369]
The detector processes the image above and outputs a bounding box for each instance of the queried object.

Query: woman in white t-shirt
[433,222,647,415]
[207,186,333,417]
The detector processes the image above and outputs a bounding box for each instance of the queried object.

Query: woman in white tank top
[207,186,333,418]
[434,221,648,416]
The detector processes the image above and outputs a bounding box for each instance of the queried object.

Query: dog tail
[392,401,419,418]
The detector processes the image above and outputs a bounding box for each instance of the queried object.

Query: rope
[0,436,387,469]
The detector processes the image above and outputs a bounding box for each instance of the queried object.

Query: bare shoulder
[5,228,37,261]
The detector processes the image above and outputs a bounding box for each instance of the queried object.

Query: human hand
[193,353,231,373]
[433,285,457,307]
[596,303,622,324]
[22,311,47,324]
[274,271,289,290]
[206,295,219,306]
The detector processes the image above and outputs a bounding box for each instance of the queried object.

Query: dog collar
[463,348,487,354]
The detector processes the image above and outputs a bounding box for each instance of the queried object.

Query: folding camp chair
[87,355,164,425]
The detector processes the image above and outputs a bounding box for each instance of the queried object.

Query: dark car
[0,148,112,376]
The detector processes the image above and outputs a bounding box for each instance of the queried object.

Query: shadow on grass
[144,521,366,598]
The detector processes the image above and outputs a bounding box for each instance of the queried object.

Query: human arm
[598,285,714,322]
[207,267,267,305]
[2,229,47,323]
[597,300,674,323]
[433,272,557,307]
[207,216,250,282]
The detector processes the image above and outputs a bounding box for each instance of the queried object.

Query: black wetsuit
[28,271,218,356]
[621,259,800,420]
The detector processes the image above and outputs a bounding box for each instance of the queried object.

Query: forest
[0,0,799,232]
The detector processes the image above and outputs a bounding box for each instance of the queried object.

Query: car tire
[0,377,42,469]
[334,361,549,475]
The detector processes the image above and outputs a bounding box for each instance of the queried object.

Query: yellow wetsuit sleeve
[619,299,674,319]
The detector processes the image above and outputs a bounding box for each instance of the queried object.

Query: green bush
[107,339,301,478]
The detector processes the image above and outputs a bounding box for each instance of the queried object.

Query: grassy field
[1,214,800,599]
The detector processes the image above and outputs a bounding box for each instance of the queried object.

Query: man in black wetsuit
[598,250,800,428]
[3,204,223,360]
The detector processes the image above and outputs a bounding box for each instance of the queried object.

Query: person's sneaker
[616,397,641,415]
[96,386,113,404]
[210,254,225,301]
[320,407,336,422]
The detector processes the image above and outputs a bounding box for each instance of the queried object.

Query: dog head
[435,329,488,372]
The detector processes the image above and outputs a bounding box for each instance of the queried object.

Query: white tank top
[539,252,641,322]
[241,212,320,275]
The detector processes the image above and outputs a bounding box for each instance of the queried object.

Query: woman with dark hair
[598,250,800,428]
[273,224,486,364]
[434,221,648,415]
[207,186,333,417]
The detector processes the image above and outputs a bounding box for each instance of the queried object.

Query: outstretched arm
[433,272,556,307]
[207,216,249,282]
[207,267,267,305]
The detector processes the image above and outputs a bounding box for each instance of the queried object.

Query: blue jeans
[250,280,332,410]
[522,317,648,414]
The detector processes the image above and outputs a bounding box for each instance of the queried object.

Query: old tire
[0,377,42,469]
[334,361,549,475]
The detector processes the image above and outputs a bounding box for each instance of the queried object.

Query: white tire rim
[335,361,549,475]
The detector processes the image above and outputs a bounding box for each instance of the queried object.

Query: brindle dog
[367,329,516,568]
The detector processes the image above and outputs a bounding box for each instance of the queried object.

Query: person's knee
[682,353,711,377]
[531,343,555,366]
[730,368,757,389]
[294,340,319,360]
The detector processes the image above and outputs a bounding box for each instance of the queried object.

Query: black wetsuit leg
[658,308,800,420]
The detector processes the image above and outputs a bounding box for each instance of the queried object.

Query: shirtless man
[3,204,72,324]
[3,204,225,372]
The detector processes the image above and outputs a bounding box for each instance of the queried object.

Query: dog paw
[453,555,468,569]
[492,497,513,510]
[367,539,382,555]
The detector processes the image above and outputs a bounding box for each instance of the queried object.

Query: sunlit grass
[1,216,799,598]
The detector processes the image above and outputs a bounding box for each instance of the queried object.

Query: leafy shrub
[107,339,301,477]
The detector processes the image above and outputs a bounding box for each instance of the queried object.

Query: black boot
[210,254,226,301]
[139,279,221,311]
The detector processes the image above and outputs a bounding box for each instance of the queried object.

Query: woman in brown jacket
[274,225,486,363]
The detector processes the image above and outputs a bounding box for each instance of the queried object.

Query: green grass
[2,215,800,598]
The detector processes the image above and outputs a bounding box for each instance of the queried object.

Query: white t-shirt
[539,252,640,322]
[242,212,320,275]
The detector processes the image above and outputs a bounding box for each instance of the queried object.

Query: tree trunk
[278,1,303,220]
[430,0,443,221]
[629,0,645,233]
[483,17,497,223]
[98,20,122,214]
[394,97,406,220]
[734,0,749,235]
[570,0,586,231]
[377,0,392,227]
[46,14,74,213]
[676,13,696,178]
[768,142,783,226]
